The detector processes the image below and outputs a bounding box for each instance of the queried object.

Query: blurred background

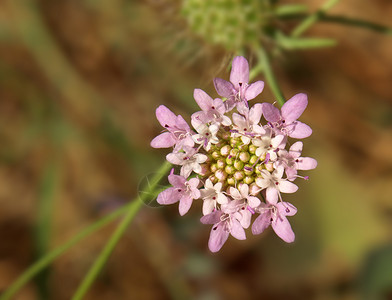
[0,0,392,299]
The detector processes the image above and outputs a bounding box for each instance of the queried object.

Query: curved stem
[291,0,340,37]
[0,203,131,300]
[0,161,171,300]
[71,161,172,300]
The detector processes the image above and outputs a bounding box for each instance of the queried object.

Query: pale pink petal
[150,132,176,148]
[239,184,249,198]
[252,211,271,235]
[166,153,184,165]
[229,187,242,200]
[156,105,177,128]
[247,196,261,208]
[202,200,215,215]
[179,195,193,216]
[208,224,229,252]
[200,211,223,224]
[180,165,193,178]
[213,78,235,98]
[281,93,308,123]
[212,98,227,114]
[249,103,263,125]
[289,141,303,158]
[271,216,295,243]
[175,115,191,132]
[289,121,312,139]
[232,113,247,129]
[217,193,228,204]
[168,174,185,187]
[238,210,252,229]
[230,219,246,240]
[277,202,297,217]
[278,180,298,193]
[266,187,279,204]
[193,89,213,112]
[230,56,249,89]
[262,103,280,123]
[245,81,264,100]
[297,157,317,170]
[157,187,179,205]
[188,177,201,191]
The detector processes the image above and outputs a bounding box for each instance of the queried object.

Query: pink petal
[168,174,186,187]
[208,224,229,252]
[201,210,223,224]
[278,180,298,193]
[230,56,249,89]
[232,113,246,129]
[247,196,261,208]
[277,202,297,217]
[213,78,235,98]
[249,103,263,125]
[281,93,308,123]
[252,212,271,235]
[166,153,183,165]
[297,157,317,170]
[193,89,213,112]
[202,200,215,216]
[230,219,246,240]
[175,115,191,132]
[212,98,226,114]
[245,81,264,100]
[266,187,279,204]
[289,121,312,139]
[262,103,280,123]
[179,195,193,216]
[271,216,295,243]
[156,105,177,128]
[289,141,303,158]
[150,132,176,148]
[157,187,179,205]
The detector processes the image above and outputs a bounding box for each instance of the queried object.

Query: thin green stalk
[33,160,60,300]
[0,203,131,300]
[319,14,392,35]
[255,46,285,107]
[0,162,170,300]
[71,162,172,300]
[291,0,340,37]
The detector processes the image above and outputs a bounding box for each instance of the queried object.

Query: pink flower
[276,141,318,180]
[157,172,200,216]
[252,202,297,243]
[166,146,208,178]
[151,105,194,151]
[192,89,231,126]
[201,201,247,253]
[263,93,312,139]
[255,167,298,204]
[214,56,264,110]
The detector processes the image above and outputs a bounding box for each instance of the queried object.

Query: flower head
[151,56,317,252]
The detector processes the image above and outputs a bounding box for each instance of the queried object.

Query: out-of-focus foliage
[0,0,392,299]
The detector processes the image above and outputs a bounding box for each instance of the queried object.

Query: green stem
[0,162,171,300]
[33,159,60,299]
[318,14,392,35]
[255,46,285,107]
[291,0,340,37]
[0,204,130,300]
[71,161,171,300]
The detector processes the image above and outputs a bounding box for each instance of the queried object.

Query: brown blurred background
[0,0,392,299]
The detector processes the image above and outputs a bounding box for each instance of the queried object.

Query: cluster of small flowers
[151,56,317,252]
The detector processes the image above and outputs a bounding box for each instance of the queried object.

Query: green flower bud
[234,160,244,170]
[239,151,250,162]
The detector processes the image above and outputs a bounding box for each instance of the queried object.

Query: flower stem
[71,161,172,300]
[254,46,286,107]
[291,0,340,37]
[0,162,171,300]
